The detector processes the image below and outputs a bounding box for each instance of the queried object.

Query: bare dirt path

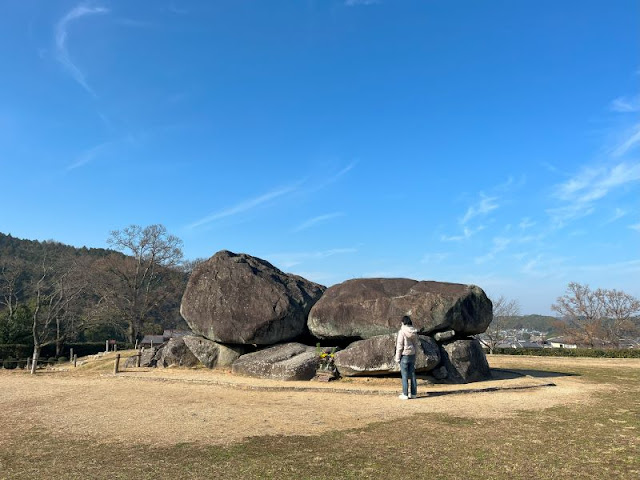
[2,354,634,447]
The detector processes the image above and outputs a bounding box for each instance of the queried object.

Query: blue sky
[1,1,639,315]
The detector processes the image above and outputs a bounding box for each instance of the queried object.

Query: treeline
[0,226,198,370]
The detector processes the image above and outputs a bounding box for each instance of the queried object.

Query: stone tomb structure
[150,250,493,383]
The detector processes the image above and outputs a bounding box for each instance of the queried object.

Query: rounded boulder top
[180,250,326,345]
[307,277,492,341]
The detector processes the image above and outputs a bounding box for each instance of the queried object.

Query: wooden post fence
[136,350,142,367]
[114,354,120,374]
[69,348,74,363]
[105,340,109,353]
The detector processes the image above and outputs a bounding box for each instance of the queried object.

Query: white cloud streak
[475,237,511,264]
[555,162,640,204]
[345,0,380,6]
[292,212,345,233]
[66,140,115,170]
[55,5,108,95]
[460,194,499,225]
[611,123,640,157]
[187,185,300,229]
[610,95,640,113]
[440,225,485,242]
[266,248,358,269]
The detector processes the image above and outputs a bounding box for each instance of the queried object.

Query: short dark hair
[401,315,412,326]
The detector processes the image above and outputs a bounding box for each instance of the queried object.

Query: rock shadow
[490,368,579,380]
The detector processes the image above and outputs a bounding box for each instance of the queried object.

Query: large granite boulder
[308,278,492,341]
[439,337,491,383]
[334,334,440,377]
[156,337,200,368]
[181,250,326,345]
[183,335,247,368]
[231,342,319,381]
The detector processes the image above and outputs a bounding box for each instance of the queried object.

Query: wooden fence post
[69,348,74,363]
[114,353,120,374]
[134,339,139,350]
[136,350,142,368]
[105,340,109,353]
[73,354,77,367]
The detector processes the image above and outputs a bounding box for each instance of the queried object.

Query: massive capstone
[308,278,492,341]
[180,250,326,345]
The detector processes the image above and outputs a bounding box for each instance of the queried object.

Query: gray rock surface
[181,250,326,345]
[308,278,492,341]
[183,335,247,368]
[333,333,440,377]
[123,347,159,368]
[439,337,491,383]
[431,365,449,380]
[231,342,319,381]
[156,337,200,368]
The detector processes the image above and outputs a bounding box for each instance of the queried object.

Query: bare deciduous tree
[98,224,184,343]
[29,254,88,374]
[484,295,521,354]
[551,282,639,348]
[599,289,640,347]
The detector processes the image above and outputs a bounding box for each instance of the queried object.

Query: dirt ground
[1,353,635,447]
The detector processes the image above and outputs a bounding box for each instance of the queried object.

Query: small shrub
[3,357,17,369]
[47,356,57,365]
[57,356,68,363]
[16,358,26,369]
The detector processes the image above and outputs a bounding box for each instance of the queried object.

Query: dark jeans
[400,354,417,396]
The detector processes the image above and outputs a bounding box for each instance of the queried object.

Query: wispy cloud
[546,203,595,228]
[66,140,115,170]
[520,254,568,279]
[441,225,485,242]
[421,252,450,264]
[292,212,345,233]
[555,162,640,204]
[630,223,640,232]
[475,237,512,264]
[187,161,355,230]
[266,248,358,269]
[603,207,628,225]
[611,123,640,157]
[610,95,640,113]
[55,4,108,95]
[344,0,380,6]
[460,194,499,225]
[519,217,536,230]
[187,184,301,229]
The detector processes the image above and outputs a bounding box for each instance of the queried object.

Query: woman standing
[395,315,420,400]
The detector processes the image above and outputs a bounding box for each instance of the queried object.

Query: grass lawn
[0,354,638,479]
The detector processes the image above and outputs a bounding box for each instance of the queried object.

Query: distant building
[495,340,543,349]
[546,337,578,349]
[162,329,191,340]
[139,335,165,347]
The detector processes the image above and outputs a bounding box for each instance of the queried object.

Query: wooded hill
[0,230,190,352]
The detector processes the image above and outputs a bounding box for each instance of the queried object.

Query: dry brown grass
[0,353,638,479]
